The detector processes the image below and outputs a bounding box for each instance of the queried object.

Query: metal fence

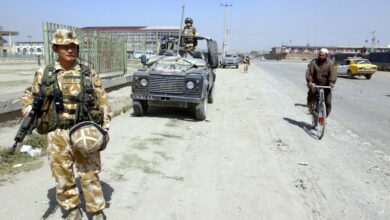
[43,22,127,73]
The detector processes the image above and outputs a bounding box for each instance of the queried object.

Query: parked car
[220,53,240,68]
[131,35,219,120]
[335,57,377,79]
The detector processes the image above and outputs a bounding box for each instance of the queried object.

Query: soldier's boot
[66,207,83,220]
[91,210,105,220]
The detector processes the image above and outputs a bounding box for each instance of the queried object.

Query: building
[0,27,19,56]
[283,45,389,55]
[266,45,390,60]
[81,26,180,58]
[13,41,44,56]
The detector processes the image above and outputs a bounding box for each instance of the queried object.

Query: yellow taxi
[335,57,377,79]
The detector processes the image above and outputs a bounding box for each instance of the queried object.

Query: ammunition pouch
[36,97,58,134]
[35,65,59,134]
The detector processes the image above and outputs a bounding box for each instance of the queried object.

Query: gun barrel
[10,142,18,155]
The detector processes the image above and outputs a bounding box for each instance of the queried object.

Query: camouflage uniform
[243,56,250,73]
[21,30,112,214]
[182,26,198,51]
[305,58,337,116]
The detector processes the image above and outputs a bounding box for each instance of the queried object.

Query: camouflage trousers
[47,128,105,212]
[243,64,249,73]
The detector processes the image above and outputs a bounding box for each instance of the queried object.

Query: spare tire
[208,40,219,68]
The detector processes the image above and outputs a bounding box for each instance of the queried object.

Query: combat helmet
[51,29,80,45]
[185,17,193,24]
[69,121,109,153]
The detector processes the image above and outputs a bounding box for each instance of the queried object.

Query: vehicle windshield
[225,54,238,58]
[353,59,370,64]
[152,57,195,73]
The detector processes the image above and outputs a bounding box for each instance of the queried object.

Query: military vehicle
[131,35,218,120]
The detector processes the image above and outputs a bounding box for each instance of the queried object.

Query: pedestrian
[305,48,337,116]
[21,29,112,220]
[243,55,250,73]
[182,17,199,52]
[37,54,41,66]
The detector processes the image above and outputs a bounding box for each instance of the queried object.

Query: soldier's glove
[330,83,335,89]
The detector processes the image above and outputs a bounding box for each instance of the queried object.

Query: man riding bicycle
[305,48,337,116]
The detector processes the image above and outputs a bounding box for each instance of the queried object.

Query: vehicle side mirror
[140,55,147,65]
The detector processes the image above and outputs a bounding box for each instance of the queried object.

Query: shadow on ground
[294,103,307,108]
[130,106,198,122]
[283,117,318,139]
[41,180,114,220]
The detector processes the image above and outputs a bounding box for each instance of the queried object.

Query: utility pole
[177,5,185,56]
[221,3,232,57]
[28,35,32,55]
[0,26,3,48]
[371,31,376,52]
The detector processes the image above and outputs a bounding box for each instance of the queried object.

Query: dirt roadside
[0,61,388,220]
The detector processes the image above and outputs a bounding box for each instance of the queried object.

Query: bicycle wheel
[317,101,327,139]
[311,110,317,129]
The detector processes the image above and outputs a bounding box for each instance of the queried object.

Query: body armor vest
[36,64,102,133]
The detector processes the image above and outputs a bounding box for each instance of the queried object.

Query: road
[0,60,389,220]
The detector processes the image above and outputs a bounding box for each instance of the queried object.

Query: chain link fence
[43,22,127,73]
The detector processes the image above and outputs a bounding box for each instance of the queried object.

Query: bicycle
[311,85,332,140]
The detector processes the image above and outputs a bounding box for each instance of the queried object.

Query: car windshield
[354,59,370,64]
[225,54,237,58]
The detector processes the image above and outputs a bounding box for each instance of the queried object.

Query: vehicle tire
[347,70,354,79]
[317,101,326,140]
[208,40,219,68]
[236,65,239,69]
[141,100,148,114]
[365,74,372,80]
[195,94,208,121]
[132,100,145,116]
[208,86,214,104]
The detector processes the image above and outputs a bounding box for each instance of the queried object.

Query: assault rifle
[11,91,44,155]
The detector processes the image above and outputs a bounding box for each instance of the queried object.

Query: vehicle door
[337,59,349,75]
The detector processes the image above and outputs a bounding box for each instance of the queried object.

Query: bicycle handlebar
[313,85,332,89]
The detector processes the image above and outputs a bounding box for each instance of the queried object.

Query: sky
[1,0,390,51]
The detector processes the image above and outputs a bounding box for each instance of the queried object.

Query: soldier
[305,48,337,116]
[243,55,250,73]
[182,17,199,52]
[22,29,112,220]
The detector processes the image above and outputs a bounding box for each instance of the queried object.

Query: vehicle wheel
[195,94,208,121]
[141,100,148,114]
[208,86,214,104]
[317,101,327,140]
[365,74,372,80]
[132,100,146,116]
[347,70,354,79]
[236,65,239,69]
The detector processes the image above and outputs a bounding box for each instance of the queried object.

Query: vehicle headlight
[186,81,195,90]
[140,78,148,87]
